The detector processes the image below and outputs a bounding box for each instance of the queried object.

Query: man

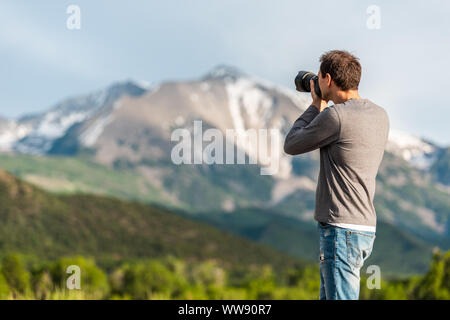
[284,50,390,300]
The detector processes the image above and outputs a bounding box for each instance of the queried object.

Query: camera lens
[295,71,322,99]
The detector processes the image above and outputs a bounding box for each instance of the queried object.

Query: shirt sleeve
[284,105,341,155]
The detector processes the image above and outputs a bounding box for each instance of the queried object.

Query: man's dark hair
[320,50,362,90]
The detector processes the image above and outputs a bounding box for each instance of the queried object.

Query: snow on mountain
[202,65,246,82]
[205,65,310,111]
[386,129,441,169]
[0,118,31,152]
[3,80,149,154]
[79,101,123,147]
[205,65,310,178]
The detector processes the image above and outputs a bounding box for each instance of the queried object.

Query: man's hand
[310,80,327,112]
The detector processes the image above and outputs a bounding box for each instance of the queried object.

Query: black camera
[295,71,322,99]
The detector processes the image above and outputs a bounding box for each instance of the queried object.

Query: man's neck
[332,90,361,104]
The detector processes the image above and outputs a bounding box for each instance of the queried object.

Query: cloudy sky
[0,0,449,144]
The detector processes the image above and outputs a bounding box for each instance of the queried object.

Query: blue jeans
[317,222,375,300]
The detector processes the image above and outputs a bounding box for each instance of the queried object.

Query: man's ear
[326,73,332,87]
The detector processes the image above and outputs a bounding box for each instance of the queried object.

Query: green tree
[117,260,187,299]
[413,250,450,299]
[49,256,109,299]
[1,253,30,297]
[0,267,11,299]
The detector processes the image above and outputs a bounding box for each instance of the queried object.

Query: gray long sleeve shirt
[284,98,390,227]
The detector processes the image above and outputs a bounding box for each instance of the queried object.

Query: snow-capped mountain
[386,129,442,170]
[0,80,150,155]
[0,65,444,174]
[27,65,310,178]
[0,117,30,152]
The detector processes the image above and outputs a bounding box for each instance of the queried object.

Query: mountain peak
[202,65,247,81]
[105,79,150,97]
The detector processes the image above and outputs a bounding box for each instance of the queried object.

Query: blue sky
[0,0,449,145]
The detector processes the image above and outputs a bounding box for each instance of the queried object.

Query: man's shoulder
[332,98,388,116]
[363,99,390,121]
[332,98,374,108]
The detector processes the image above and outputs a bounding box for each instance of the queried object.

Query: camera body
[295,71,322,99]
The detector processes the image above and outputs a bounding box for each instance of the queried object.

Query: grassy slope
[0,154,164,204]
[0,169,303,271]
[0,154,273,212]
[184,207,433,276]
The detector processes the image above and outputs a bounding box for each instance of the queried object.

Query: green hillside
[0,169,303,271]
[0,153,166,205]
[182,207,433,276]
[0,154,271,212]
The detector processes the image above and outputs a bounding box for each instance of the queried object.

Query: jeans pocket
[319,225,335,263]
[346,231,375,269]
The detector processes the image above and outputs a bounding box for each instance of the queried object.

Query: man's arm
[283,105,341,155]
